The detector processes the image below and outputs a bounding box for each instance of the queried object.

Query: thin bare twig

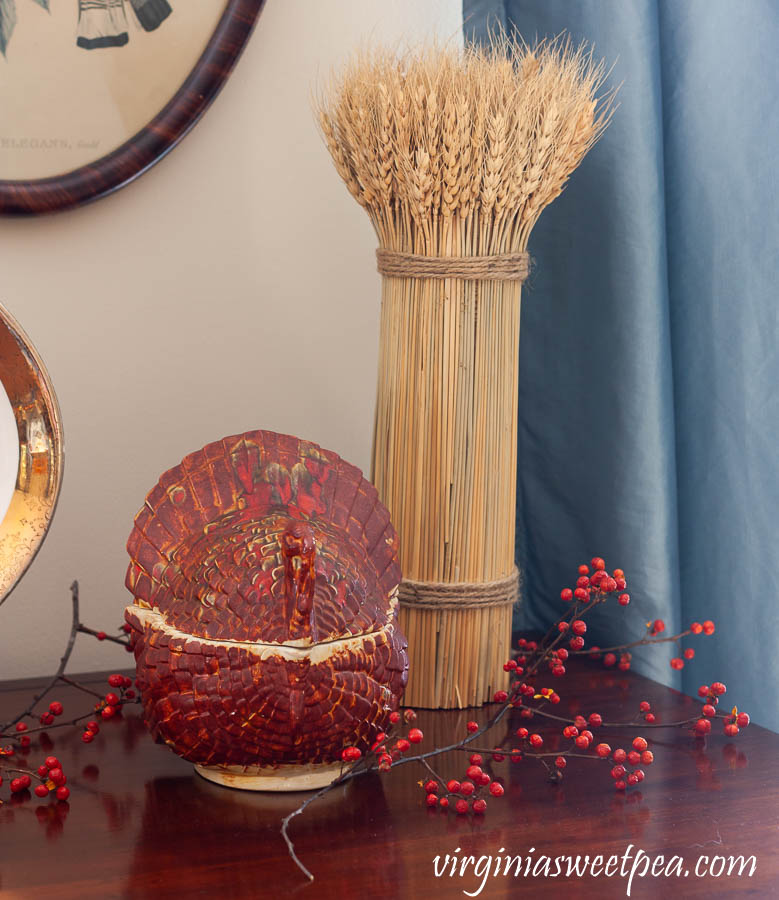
[0,581,81,733]
[57,675,104,699]
[567,630,690,655]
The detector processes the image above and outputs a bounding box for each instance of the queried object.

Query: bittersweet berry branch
[521,706,725,730]
[281,557,748,882]
[0,710,95,741]
[0,582,139,807]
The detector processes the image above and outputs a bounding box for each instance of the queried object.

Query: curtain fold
[464,0,779,730]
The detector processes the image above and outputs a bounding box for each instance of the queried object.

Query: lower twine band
[398,568,520,611]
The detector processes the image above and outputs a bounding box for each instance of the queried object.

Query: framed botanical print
[0,0,266,214]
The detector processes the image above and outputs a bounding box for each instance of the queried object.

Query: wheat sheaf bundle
[318,35,614,256]
[318,36,614,708]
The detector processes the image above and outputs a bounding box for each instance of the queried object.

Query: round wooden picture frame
[0,0,266,216]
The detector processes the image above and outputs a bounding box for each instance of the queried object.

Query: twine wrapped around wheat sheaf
[399,569,520,611]
[376,249,531,281]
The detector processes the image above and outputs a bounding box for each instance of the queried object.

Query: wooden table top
[0,660,777,899]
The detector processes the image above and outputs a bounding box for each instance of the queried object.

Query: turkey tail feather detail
[126,429,403,645]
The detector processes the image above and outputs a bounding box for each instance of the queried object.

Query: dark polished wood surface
[0,660,776,899]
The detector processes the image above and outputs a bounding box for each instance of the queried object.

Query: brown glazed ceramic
[124,430,408,790]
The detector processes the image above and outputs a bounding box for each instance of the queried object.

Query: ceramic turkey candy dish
[124,430,408,791]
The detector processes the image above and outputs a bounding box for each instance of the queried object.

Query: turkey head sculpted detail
[124,430,408,791]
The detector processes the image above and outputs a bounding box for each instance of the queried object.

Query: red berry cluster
[608,737,652,791]
[638,700,656,723]
[38,700,65,728]
[85,673,135,739]
[694,683,749,737]
[561,714,599,751]
[560,559,627,605]
[724,710,750,737]
[421,751,506,816]
[556,717,651,792]
[515,637,538,656]
[502,559,631,709]
[14,720,31,748]
[3,755,70,803]
[669,621,715,670]
[8,698,66,748]
[600,650,633,671]
[80,720,101,744]
[556,560,635,670]
[341,709,424,772]
[514,725,544,749]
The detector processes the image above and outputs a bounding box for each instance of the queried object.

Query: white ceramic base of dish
[193,761,344,792]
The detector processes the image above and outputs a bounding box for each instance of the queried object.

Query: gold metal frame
[0,304,63,605]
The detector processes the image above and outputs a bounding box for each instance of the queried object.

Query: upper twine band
[398,568,520,611]
[376,249,531,281]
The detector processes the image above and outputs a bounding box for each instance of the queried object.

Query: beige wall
[0,0,461,679]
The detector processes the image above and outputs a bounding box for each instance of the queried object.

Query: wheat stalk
[318,33,614,708]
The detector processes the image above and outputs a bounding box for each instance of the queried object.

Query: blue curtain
[464,0,779,730]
